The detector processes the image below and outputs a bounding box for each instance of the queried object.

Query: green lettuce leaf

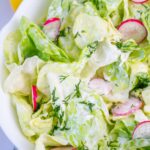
[108,117,136,149]
[12,96,36,140]
[104,60,130,91]
[122,138,150,150]
[37,40,121,96]
[35,134,68,150]
[47,0,72,20]
[4,56,44,96]
[58,1,104,60]
[141,6,150,44]
[30,117,53,135]
[73,12,120,49]
[4,30,21,64]
[58,31,81,61]
[131,72,150,90]
[19,17,70,62]
[91,0,130,26]
[116,39,145,61]
[78,40,121,79]
[129,1,147,19]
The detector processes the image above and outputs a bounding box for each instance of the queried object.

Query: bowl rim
[0,0,50,149]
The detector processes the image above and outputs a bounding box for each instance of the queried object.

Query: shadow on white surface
[0,0,14,150]
[0,0,13,29]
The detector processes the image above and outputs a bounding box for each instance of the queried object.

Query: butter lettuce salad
[3,0,150,150]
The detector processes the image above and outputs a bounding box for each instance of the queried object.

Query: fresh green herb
[81,30,86,33]
[131,104,135,108]
[78,142,88,150]
[59,27,71,37]
[60,120,70,131]
[59,29,66,37]
[51,87,69,133]
[131,72,150,90]
[107,141,120,148]
[51,88,59,103]
[142,4,149,10]
[68,2,71,12]
[74,80,82,98]
[63,93,73,105]
[80,101,95,112]
[59,75,69,83]
[130,89,143,100]
[74,32,81,38]
[61,0,64,6]
[82,0,88,4]
[49,125,59,135]
[85,41,98,58]
[116,40,139,52]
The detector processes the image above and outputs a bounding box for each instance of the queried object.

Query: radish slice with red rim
[32,85,38,111]
[88,78,112,95]
[132,121,150,139]
[112,97,143,116]
[132,0,148,4]
[118,19,147,43]
[43,18,61,41]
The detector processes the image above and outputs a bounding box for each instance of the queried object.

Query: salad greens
[3,0,150,150]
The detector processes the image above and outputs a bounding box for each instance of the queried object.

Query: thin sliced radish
[118,19,147,43]
[132,121,150,139]
[132,0,148,4]
[43,18,61,41]
[112,97,143,116]
[88,78,112,95]
[32,85,38,111]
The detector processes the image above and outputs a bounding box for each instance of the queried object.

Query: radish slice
[32,85,38,111]
[132,0,148,4]
[118,19,147,43]
[88,78,112,95]
[43,18,61,41]
[132,121,150,139]
[112,97,143,116]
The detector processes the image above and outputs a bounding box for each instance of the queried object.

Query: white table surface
[0,0,15,149]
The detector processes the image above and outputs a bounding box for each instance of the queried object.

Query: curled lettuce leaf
[4,66,31,95]
[79,40,121,79]
[35,134,68,150]
[30,117,53,135]
[141,6,150,44]
[47,0,72,20]
[4,56,44,96]
[4,30,21,64]
[116,39,145,61]
[91,0,130,26]
[12,96,36,139]
[131,72,150,90]
[129,1,147,19]
[37,62,73,96]
[19,17,70,62]
[104,60,130,91]
[73,12,120,49]
[58,33,81,61]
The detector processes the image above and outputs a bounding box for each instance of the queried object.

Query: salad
[3,0,150,149]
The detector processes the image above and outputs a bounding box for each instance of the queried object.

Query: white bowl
[0,0,50,149]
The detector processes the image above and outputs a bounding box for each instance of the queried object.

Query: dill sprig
[74,80,82,98]
[59,75,69,83]
[85,41,98,58]
[79,101,95,112]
